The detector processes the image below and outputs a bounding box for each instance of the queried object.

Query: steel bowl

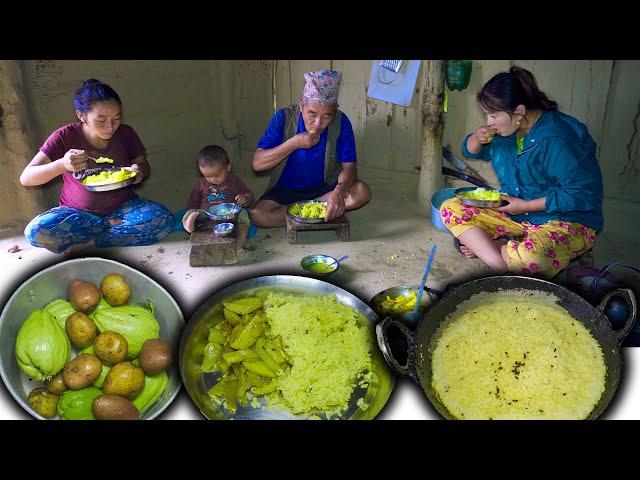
[287,200,328,224]
[300,254,346,276]
[205,203,242,222]
[214,222,235,237]
[179,275,395,420]
[370,285,441,327]
[0,257,184,420]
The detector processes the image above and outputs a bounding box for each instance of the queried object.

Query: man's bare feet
[183,211,200,233]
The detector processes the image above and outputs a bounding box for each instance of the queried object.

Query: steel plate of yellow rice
[82,167,136,186]
[430,290,606,420]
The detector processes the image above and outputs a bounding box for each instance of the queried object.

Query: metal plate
[82,168,137,192]
[0,258,184,420]
[458,195,508,208]
[287,200,327,224]
[179,275,394,420]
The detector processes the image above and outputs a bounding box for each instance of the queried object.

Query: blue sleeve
[461,133,491,161]
[336,113,357,163]
[257,109,286,149]
[544,138,604,215]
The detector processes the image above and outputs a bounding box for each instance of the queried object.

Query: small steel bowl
[213,222,235,237]
[300,254,343,276]
[369,285,441,326]
[0,258,184,420]
[205,203,242,221]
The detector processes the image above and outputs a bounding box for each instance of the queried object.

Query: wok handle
[375,317,418,381]
[597,288,637,345]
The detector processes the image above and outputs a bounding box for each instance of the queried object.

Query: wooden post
[417,60,445,213]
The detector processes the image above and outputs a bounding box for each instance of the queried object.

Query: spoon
[409,244,437,324]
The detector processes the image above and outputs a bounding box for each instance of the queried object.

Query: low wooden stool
[189,219,237,266]
[285,213,350,244]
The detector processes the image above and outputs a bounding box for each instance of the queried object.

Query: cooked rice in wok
[430,290,606,420]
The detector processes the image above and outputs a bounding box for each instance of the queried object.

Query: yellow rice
[263,292,372,415]
[430,290,606,420]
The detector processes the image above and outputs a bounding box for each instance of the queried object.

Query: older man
[249,70,371,228]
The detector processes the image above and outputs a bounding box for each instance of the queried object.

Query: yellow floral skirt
[440,197,596,279]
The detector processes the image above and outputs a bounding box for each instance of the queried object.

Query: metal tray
[179,275,394,420]
[287,200,327,224]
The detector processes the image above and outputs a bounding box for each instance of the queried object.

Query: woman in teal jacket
[440,66,603,279]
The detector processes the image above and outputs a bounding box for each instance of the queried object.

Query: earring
[516,120,521,126]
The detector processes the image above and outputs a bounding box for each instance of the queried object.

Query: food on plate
[201,291,376,417]
[101,273,132,306]
[305,262,336,274]
[93,331,128,365]
[431,290,606,420]
[102,362,145,399]
[65,312,98,348]
[62,354,103,390]
[380,291,419,315]
[15,309,71,381]
[289,201,327,219]
[139,339,173,375]
[92,394,139,420]
[68,280,101,312]
[460,188,501,201]
[28,387,59,418]
[82,167,135,186]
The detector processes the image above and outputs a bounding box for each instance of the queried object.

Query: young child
[182,145,254,249]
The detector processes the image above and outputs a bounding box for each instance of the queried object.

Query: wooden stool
[286,213,350,244]
[189,219,237,266]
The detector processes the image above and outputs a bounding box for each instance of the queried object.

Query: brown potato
[62,354,103,390]
[44,372,67,395]
[94,331,128,365]
[65,312,98,348]
[103,362,145,399]
[68,280,101,312]
[28,387,59,418]
[101,273,132,307]
[139,339,173,375]
[92,394,139,420]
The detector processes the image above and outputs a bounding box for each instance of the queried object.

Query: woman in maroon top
[20,79,174,254]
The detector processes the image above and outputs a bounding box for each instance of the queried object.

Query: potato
[44,372,67,395]
[103,362,145,399]
[65,312,98,348]
[68,280,101,312]
[139,339,173,375]
[92,394,139,420]
[28,387,59,418]
[62,354,103,390]
[100,273,132,307]
[94,331,128,365]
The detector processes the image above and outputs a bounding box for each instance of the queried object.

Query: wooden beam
[417,60,445,213]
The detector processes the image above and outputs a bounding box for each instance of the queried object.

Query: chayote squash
[92,305,160,358]
[15,309,71,381]
[44,299,77,329]
[132,371,169,415]
[57,386,103,420]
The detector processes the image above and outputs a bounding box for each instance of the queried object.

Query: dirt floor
[2,185,639,419]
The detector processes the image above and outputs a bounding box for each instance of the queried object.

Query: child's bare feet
[184,211,200,233]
